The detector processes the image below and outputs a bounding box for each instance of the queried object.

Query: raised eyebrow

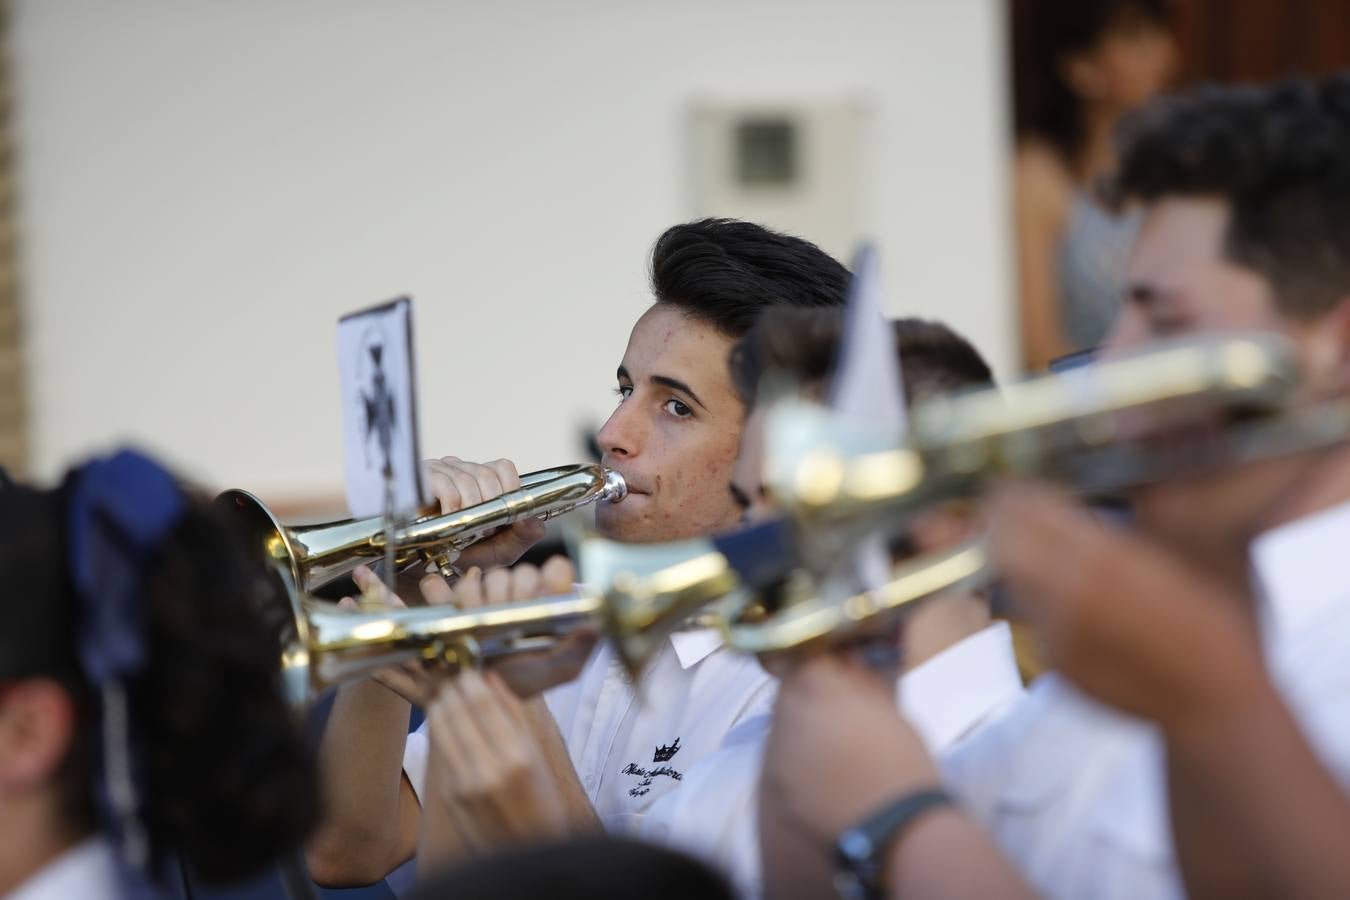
[616,365,632,383]
[650,374,708,411]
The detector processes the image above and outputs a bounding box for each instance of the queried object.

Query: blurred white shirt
[642,621,1025,898]
[942,498,1350,900]
[403,628,776,835]
[5,839,120,900]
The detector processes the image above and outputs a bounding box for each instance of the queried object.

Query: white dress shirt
[942,497,1350,900]
[642,621,1025,898]
[403,628,777,835]
[5,838,121,900]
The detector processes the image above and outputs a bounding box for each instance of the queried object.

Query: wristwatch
[833,787,954,900]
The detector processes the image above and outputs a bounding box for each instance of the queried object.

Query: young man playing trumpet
[759,73,1350,900]
[306,218,850,888]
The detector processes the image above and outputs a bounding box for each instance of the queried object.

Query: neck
[902,591,989,672]
[1255,444,1350,538]
[1199,445,1350,595]
[0,800,88,895]
[1071,103,1121,186]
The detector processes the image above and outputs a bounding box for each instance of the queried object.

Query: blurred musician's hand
[424,456,546,572]
[987,481,1267,734]
[762,652,938,846]
[422,668,569,859]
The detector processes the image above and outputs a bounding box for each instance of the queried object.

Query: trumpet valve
[424,547,463,583]
[424,635,483,672]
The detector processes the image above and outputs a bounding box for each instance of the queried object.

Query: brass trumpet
[763,332,1317,562]
[220,464,627,594]
[633,333,1350,655]
[263,530,744,706]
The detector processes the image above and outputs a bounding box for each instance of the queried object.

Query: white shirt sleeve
[402,719,430,805]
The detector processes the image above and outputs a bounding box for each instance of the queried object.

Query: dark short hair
[1012,0,1172,158]
[729,307,995,410]
[409,835,736,900]
[650,218,850,337]
[1109,73,1350,320]
[0,473,318,885]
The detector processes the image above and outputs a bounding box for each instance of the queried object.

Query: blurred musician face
[729,405,775,524]
[0,677,83,892]
[595,305,745,542]
[730,380,986,673]
[1105,197,1350,563]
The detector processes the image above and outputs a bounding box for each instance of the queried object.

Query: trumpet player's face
[1106,197,1350,559]
[595,305,746,543]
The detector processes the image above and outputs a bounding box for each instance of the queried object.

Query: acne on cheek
[664,442,742,520]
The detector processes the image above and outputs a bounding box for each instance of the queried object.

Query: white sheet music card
[336,296,429,520]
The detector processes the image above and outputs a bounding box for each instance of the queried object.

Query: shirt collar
[668,627,727,669]
[1250,497,1350,640]
[7,838,121,900]
[899,620,1024,753]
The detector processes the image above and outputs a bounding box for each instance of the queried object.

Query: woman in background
[0,450,317,899]
[1011,0,1176,371]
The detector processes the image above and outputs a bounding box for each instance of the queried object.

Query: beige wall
[11,0,1012,503]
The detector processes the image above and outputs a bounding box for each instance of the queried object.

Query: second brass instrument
[766,332,1312,538]
[719,333,1350,654]
[261,530,743,706]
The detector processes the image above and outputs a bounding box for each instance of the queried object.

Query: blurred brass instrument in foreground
[724,333,1350,654]
[722,538,988,657]
[259,531,744,706]
[220,463,627,594]
[765,332,1316,542]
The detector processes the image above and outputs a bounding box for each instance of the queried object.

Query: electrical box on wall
[687,100,873,260]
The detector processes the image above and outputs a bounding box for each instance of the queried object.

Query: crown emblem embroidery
[652,737,681,763]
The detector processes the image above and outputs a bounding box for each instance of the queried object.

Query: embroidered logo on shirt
[622,738,684,797]
[653,738,681,763]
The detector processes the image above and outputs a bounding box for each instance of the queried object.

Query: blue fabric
[69,449,187,686]
[712,517,799,589]
[67,449,189,900]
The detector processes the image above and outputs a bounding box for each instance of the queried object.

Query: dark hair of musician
[728,307,995,410]
[650,218,850,337]
[0,477,319,884]
[1012,0,1172,160]
[407,835,737,900]
[1109,73,1350,320]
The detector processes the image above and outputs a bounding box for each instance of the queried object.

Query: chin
[595,506,644,543]
[1132,478,1246,561]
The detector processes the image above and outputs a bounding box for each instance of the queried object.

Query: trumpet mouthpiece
[603,468,628,503]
